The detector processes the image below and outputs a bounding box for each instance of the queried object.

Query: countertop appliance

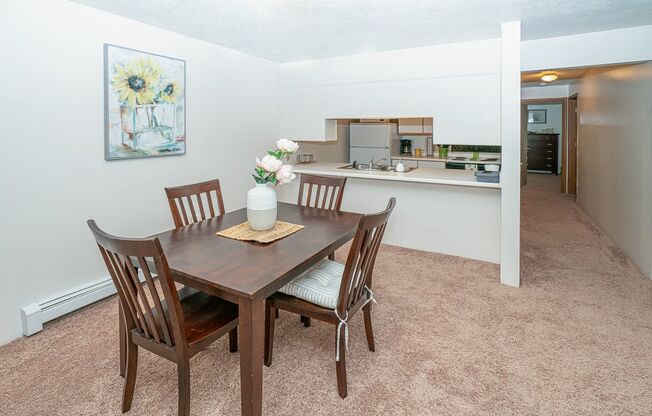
[445,145,501,170]
[349,123,398,165]
[400,139,412,155]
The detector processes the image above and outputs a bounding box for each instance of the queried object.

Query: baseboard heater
[21,271,145,336]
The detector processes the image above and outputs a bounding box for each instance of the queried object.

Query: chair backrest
[165,179,226,228]
[297,174,347,210]
[87,220,186,349]
[337,198,396,316]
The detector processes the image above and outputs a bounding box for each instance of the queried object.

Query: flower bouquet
[247,139,300,231]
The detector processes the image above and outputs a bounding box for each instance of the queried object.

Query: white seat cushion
[279,259,344,309]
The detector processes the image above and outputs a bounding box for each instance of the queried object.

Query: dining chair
[264,197,396,398]
[165,179,226,228]
[88,220,238,416]
[117,179,227,378]
[296,173,348,326]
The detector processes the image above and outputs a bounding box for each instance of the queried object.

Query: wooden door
[520,103,528,186]
[568,96,578,194]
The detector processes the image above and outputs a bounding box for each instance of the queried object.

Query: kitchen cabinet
[398,118,433,136]
[527,133,558,173]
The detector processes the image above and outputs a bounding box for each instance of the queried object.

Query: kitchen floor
[1,187,651,415]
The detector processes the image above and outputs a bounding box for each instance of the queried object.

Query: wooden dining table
[153,202,362,415]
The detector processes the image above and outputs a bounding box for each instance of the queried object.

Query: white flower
[275,164,296,185]
[276,139,299,154]
[256,155,282,173]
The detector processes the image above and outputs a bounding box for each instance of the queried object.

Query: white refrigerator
[349,123,398,164]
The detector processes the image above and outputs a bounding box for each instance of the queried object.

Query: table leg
[238,297,265,416]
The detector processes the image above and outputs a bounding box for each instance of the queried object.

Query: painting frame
[527,109,547,124]
[104,43,186,161]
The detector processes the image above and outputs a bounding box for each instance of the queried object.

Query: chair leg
[363,304,375,352]
[264,302,276,367]
[119,304,126,378]
[177,361,191,416]
[335,324,348,398]
[121,336,138,413]
[300,316,311,327]
[327,252,335,261]
[229,327,238,353]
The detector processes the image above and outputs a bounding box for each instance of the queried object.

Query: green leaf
[267,150,276,157]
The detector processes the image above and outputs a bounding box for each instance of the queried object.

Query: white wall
[521,85,570,100]
[0,0,281,344]
[575,62,652,279]
[522,25,652,71]
[527,104,563,174]
[281,39,502,144]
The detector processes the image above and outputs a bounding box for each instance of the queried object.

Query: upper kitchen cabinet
[398,117,433,135]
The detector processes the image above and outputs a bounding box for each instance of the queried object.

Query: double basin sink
[338,163,416,173]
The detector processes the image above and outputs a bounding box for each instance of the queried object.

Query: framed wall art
[104,44,186,160]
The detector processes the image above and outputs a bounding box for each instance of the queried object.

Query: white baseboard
[20,271,145,336]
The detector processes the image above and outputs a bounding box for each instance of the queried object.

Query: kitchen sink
[338,164,416,173]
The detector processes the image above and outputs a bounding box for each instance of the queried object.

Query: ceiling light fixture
[541,73,558,82]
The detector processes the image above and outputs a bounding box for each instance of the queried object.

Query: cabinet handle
[546,164,552,167]
[547,150,553,153]
[546,143,553,146]
[546,157,552,160]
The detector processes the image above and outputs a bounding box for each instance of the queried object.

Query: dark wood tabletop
[152,202,362,416]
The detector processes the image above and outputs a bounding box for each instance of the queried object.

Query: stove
[445,145,501,170]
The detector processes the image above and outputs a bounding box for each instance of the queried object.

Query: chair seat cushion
[279,259,344,309]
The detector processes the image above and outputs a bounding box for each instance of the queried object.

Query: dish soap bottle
[395,159,406,172]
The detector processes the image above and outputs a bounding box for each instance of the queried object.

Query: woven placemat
[216,221,304,243]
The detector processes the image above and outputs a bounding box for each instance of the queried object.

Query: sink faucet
[369,158,387,169]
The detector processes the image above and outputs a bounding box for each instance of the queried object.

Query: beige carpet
[2,184,651,415]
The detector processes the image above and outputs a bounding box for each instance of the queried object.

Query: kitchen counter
[293,162,500,189]
[391,155,502,164]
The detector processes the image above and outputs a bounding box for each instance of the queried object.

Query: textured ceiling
[71,0,652,62]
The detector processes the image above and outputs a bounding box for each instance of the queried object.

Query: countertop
[391,155,502,164]
[293,163,500,189]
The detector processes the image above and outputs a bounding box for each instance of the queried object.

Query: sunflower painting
[104,44,185,160]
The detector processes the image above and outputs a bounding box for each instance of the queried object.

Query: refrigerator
[349,123,398,164]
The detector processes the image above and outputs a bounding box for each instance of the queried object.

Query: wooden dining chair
[88,220,238,416]
[264,197,396,398]
[296,174,348,326]
[165,179,226,228]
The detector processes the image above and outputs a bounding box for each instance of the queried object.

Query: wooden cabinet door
[423,118,433,134]
[398,118,424,135]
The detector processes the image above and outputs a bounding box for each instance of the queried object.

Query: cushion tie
[334,286,377,362]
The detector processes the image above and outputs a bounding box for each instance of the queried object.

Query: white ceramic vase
[247,183,277,231]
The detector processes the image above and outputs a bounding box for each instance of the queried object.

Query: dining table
[153,202,362,415]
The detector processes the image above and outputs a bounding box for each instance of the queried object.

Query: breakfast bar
[277,162,501,264]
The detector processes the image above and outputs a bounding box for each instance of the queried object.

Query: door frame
[521,98,569,193]
[567,94,579,195]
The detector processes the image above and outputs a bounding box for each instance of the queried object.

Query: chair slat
[206,191,216,218]
[185,196,198,223]
[108,251,150,338]
[121,254,161,342]
[99,246,143,335]
[136,256,173,346]
[177,198,190,226]
[165,179,225,228]
[196,194,207,221]
[298,174,347,211]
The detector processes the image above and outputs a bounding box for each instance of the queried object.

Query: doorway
[521,98,566,193]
